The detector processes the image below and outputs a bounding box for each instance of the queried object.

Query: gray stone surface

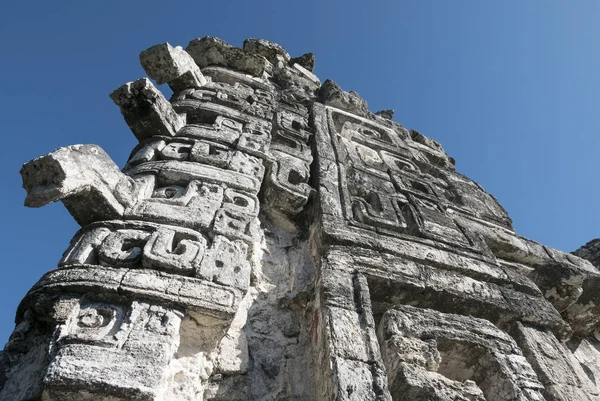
[289,52,315,72]
[110,78,185,141]
[574,238,600,268]
[3,35,600,401]
[139,42,207,92]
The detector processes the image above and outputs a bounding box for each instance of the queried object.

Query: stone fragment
[528,262,587,312]
[513,323,599,400]
[375,109,394,120]
[110,78,184,141]
[573,237,600,268]
[186,36,270,77]
[291,62,321,85]
[563,274,600,336]
[139,42,207,91]
[289,52,315,72]
[319,79,369,116]
[243,38,290,65]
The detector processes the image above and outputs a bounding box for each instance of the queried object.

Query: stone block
[59,220,209,275]
[243,38,290,65]
[139,42,207,91]
[110,78,184,141]
[514,323,599,400]
[320,79,369,117]
[21,145,138,225]
[186,37,270,77]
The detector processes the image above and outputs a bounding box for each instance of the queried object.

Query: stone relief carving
[2,36,600,401]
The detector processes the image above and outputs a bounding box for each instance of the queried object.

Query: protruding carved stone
[139,42,207,92]
[110,78,184,141]
[21,144,136,225]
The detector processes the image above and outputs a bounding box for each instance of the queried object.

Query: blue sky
[1,1,599,343]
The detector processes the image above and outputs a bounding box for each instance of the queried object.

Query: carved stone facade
[2,36,600,401]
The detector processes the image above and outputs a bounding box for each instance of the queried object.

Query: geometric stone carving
[315,270,392,401]
[263,151,313,215]
[6,35,600,401]
[43,300,182,401]
[60,220,208,274]
[378,305,546,401]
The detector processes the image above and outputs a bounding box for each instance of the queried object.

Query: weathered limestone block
[243,38,290,65]
[272,64,321,100]
[127,160,261,194]
[289,52,315,72]
[263,151,313,215]
[198,236,251,290]
[571,337,600,395]
[456,215,548,266]
[58,220,251,291]
[1,297,187,401]
[21,144,140,226]
[563,274,600,337]
[574,238,600,268]
[314,270,392,401]
[110,78,185,141]
[440,171,512,227]
[524,248,600,337]
[126,179,225,230]
[379,308,546,400]
[43,301,182,400]
[176,114,244,145]
[319,79,369,117]
[200,66,274,92]
[126,137,265,180]
[513,323,600,400]
[172,86,275,120]
[323,247,569,337]
[332,107,410,155]
[140,42,207,92]
[187,37,270,77]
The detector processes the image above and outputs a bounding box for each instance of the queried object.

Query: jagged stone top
[136,36,456,172]
[574,238,600,269]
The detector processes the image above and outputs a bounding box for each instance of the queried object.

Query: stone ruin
[1,36,600,401]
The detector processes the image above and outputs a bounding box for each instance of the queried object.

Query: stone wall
[2,36,600,401]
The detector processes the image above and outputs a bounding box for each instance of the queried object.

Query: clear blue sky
[1,1,599,343]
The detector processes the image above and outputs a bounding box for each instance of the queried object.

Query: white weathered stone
[4,35,600,401]
[140,42,207,91]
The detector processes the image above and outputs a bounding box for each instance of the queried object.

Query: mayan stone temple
[2,36,600,401]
